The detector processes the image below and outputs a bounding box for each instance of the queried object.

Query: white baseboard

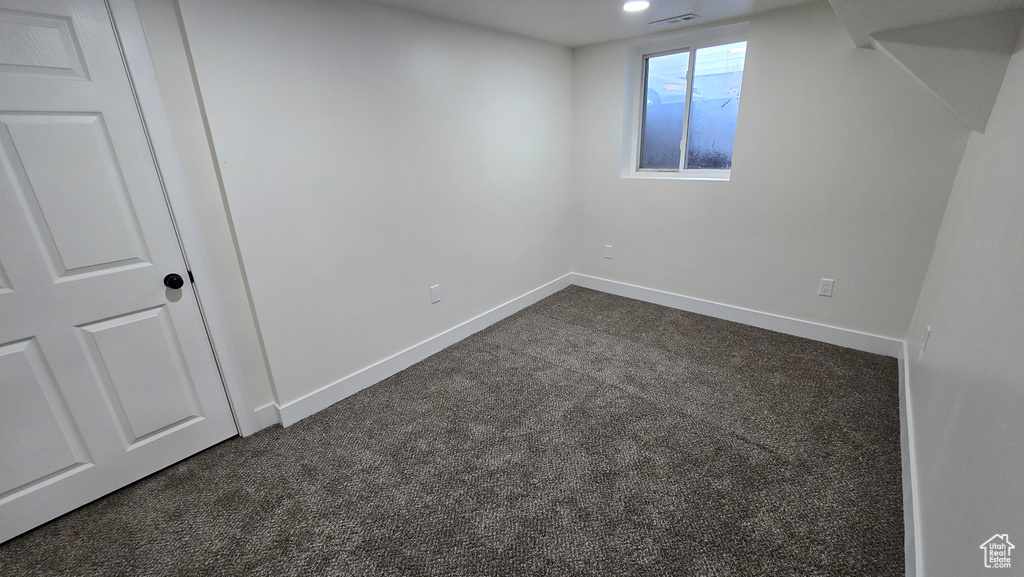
[253,403,280,431]
[900,342,922,577]
[567,274,903,357]
[274,274,574,427]
[271,272,904,429]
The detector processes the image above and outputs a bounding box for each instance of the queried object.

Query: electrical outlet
[604,245,613,259]
[430,284,440,304]
[818,278,834,297]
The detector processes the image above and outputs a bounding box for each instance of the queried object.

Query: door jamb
[107,0,259,436]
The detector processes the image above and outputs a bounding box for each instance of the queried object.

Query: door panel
[1,113,150,278]
[78,306,203,447]
[0,338,90,498]
[0,0,237,542]
[0,258,10,292]
[0,10,88,79]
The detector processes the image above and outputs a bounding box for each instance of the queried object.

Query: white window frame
[621,23,749,181]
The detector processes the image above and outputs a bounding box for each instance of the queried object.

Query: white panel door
[0,0,237,542]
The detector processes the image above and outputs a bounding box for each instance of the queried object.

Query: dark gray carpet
[0,286,903,576]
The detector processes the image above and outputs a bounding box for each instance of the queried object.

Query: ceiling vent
[650,13,699,26]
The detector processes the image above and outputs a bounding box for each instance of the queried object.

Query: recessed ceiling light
[623,1,650,12]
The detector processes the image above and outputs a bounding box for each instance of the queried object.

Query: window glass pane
[640,51,689,170]
[685,41,746,170]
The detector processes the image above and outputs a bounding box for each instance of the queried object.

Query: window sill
[622,169,731,181]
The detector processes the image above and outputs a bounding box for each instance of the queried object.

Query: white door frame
[106,0,258,436]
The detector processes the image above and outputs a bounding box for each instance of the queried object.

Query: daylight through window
[639,40,746,172]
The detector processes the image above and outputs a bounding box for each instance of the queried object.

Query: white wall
[175,0,573,407]
[570,1,970,339]
[905,30,1024,577]
[135,0,276,409]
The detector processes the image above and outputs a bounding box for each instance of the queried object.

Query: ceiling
[363,0,815,47]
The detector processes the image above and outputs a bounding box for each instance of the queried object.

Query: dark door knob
[164,273,185,290]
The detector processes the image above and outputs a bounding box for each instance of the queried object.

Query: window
[624,25,748,180]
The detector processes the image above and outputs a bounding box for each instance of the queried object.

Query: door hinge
[187,270,195,284]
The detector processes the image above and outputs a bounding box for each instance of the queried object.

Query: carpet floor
[0,286,904,576]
